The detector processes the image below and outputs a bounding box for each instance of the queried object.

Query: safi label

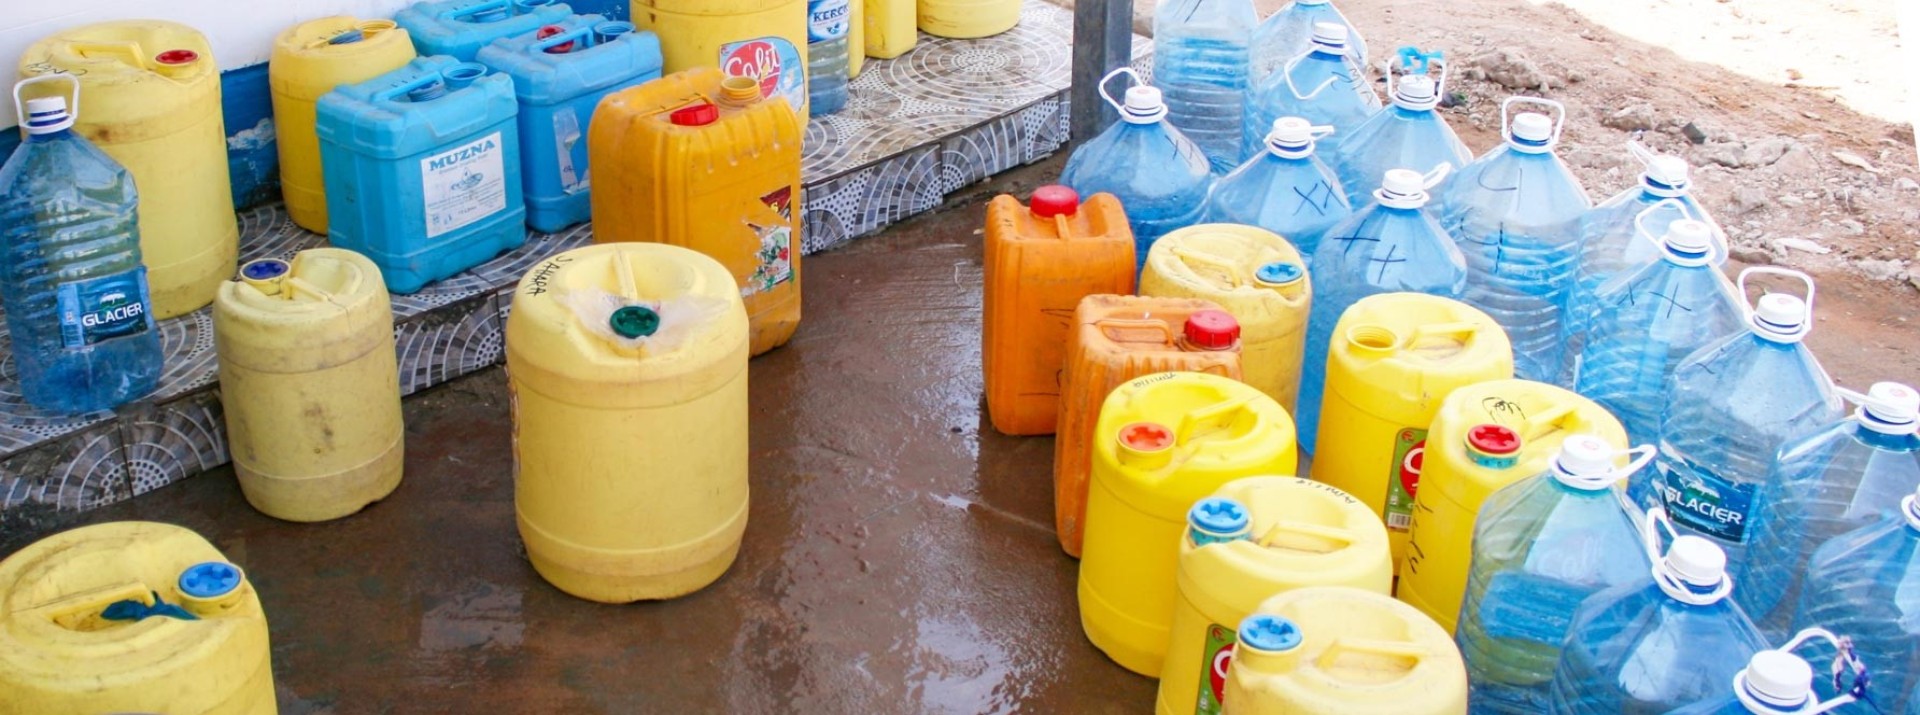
[720,37,806,114]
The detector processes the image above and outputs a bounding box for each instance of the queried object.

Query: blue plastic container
[396,0,575,61]
[1203,116,1351,260]
[1665,629,1872,715]
[1242,22,1378,161]
[318,56,525,293]
[1059,69,1213,274]
[1329,49,1470,207]
[1789,486,1920,715]
[1250,0,1367,83]
[477,16,661,232]
[1152,0,1257,173]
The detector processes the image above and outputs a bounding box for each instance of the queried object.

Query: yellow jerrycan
[1140,224,1310,416]
[1306,293,1512,572]
[215,250,404,523]
[1222,586,1466,715]
[918,0,1020,39]
[1157,477,1392,715]
[270,17,417,234]
[20,20,239,319]
[1079,371,1299,677]
[0,522,274,714]
[1396,379,1627,632]
[629,0,812,121]
[507,242,750,603]
[864,0,917,59]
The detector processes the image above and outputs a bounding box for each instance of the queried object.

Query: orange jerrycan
[1397,379,1627,632]
[1156,477,1391,715]
[1080,372,1298,677]
[983,185,1136,436]
[0,522,274,714]
[1306,293,1512,572]
[1140,224,1311,416]
[1055,294,1244,557]
[1223,586,1466,715]
[270,17,417,234]
[20,20,239,319]
[591,68,803,356]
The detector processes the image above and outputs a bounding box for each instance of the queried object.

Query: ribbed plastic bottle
[1329,49,1470,206]
[1441,98,1592,382]
[0,76,161,414]
[807,0,852,114]
[1205,117,1351,260]
[1152,0,1257,173]
[1297,165,1467,454]
[1249,0,1367,84]
[1242,23,1377,161]
[1787,483,1920,715]
[1663,628,1871,715]
[1454,436,1654,715]
[1060,69,1214,273]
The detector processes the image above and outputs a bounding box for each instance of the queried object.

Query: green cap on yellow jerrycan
[1305,292,1513,574]
[1079,371,1298,677]
[0,522,275,714]
[1222,587,1466,715]
[1157,477,1393,715]
[505,242,750,603]
[1141,224,1313,416]
[1396,379,1628,633]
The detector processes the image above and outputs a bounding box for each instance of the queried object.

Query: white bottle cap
[1394,74,1438,108]
[1310,22,1348,50]
[1751,293,1809,340]
[23,96,74,134]
[1121,85,1167,123]
[1860,382,1920,434]
[1665,536,1727,586]
[1742,650,1815,709]
[1510,112,1554,143]
[1375,168,1430,208]
[1269,116,1316,145]
[1662,219,1715,257]
[1645,155,1691,192]
[1554,435,1615,476]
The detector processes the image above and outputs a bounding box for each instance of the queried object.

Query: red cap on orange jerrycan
[1029,185,1080,218]
[1184,310,1241,350]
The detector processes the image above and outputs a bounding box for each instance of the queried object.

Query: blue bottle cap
[328,28,366,45]
[1237,614,1303,652]
[1255,262,1304,286]
[178,562,243,599]
[240,258,290,281]
[1188,497,1250,545]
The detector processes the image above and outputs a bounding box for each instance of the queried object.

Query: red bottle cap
[1029,185,1080,218]
[1466,424,1521,455]
[155,49,199,65]
[1184,310,1241,350]
[537,24,575,53]
[669,103,719,126]
[1118,422,1174,452]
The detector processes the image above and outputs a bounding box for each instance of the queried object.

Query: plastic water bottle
[1738,382,1920,639]
[1456,436,1655,715]
[1546,510,1770,714]
[1665,628,1872,715]
[1242,23,1378,161]
[1787,482,1920,715]
[1152,0,1257,173]
[1250,0,1367,82]
[1655,269,1845,565]
[1329,48,1470,206]
[1296,165,1465,454]
[807,0,852,115]
[1203,117,1351,259]
[1440,98,1591,382]
[1061,69,1214,273]
[0,76,161,414]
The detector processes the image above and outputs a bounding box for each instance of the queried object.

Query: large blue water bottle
[1738,381,1920,639]
[1329,48,1470,206]
[1440,97,1591,382]
[1665,628,1873,715]
[1788,483,1920,715]
[0,76,161,414]
[1060,68,1213,273]
[1655,269,1844,565]
[806,0,852,115]
[397,0,576,61]
[1546,510,1770,714]
[1152,0,1257,173]
[1241,22,1378,161]
[1456,436,1655,715]
[1296,164,1466,454]
[1204,116,1351,259]
[1250,0,1367,82]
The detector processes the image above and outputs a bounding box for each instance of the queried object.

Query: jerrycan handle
[18,581,158,628]
[1406,320,1481,351]
[1315,636,1439,673]
[1515,404,1577,443]
[452,0,517,22]
[1500,96,1567,146]
[1255,519,1357,551]
[1174,396,1256,447]
[12,73,80,128]
[68,39,152,70]
[1092,317,1177,347]
[1169,247,1247,289]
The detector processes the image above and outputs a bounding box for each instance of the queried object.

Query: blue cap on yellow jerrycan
[1079,372,1299,677]
[1223,586,1466,715]
[396,0,576,61]
[1157,477,1393,715]
[0,522,274,714]
[19,20,239,319]
[1396,379,1627,632]
[1306,292,1513,572]
[1141,224,1313,416]
[506,243,750,603]
[271,17,418,234]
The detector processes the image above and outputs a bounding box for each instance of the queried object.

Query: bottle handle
[13,73,80,128]
[1386,46,1448,101]
[1626,139,1660,169]
[1500,95,1567,146]
[1097,67,1146,114]
[1735,266,1817,338]
[1420,162,1452,190]
[1284,53,1339,101]
[1639,506,1677,571]
[1557,443,1656,491]
[1632,196,1732,264]
[1093,317,1178,347]
[1744,627,1869,714]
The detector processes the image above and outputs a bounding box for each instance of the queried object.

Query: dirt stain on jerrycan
[271,17,418,235]
[395,0,576,62]
[630,0,811,121]
[1223,587,1466,715]
[0,522,274,714]
[590,68,803,356]
[1141,224,1312,417]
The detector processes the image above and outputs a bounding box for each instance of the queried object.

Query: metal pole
[1070,0,1135,148]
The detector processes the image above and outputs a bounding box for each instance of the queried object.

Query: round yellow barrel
[1080,371,1299,677]
[1397,379,1627,632]
[1306,293,1512,573]
[1223,586,1466,715]
[215,249,403,523]
[1141,224,1311,416]
[1157,477,1391,715]
[630,0,812,122]
[20,20,239,319]
[506,243,750,602]
[270,17,417,234]
[0,522,274,714]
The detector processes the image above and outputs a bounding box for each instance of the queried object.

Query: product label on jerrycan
[1192,623,1236,715]
[1384,428,1427,531]
[720,38,807,113]
[744,187,796,296]
[421,131,508,238]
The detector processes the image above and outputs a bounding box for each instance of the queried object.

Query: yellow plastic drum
[1080,371,1299,677]
[507,243,750,603]
[630,0,812,121]
[1141,224,1311,416]
[0,522,275,715]
[215,250,404,523]
[1157,477,1391,715]
[1397,379,1627,632]
[270,17,417,234]
[20,20,239,319]
[1223,586,1466,715]
[918,0,1020,39]
[864,0,917,59]
[1306,293,1512,572]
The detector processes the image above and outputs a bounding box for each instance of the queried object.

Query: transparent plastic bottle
[1250,0,1367,83]
[1788,483,1920,715]
[1241,23,1377,161]
[1664,629,1871,715]
[1440,98,1592,382]
[0,76,162,414]
[1061,69,1214,274]
[1152,0,1258,173]
[807,0,853,115]
[1296,165,1466,454]
[1329,49,1470,207]
[1456,436,1655,715]
[1203,117,1351,260]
